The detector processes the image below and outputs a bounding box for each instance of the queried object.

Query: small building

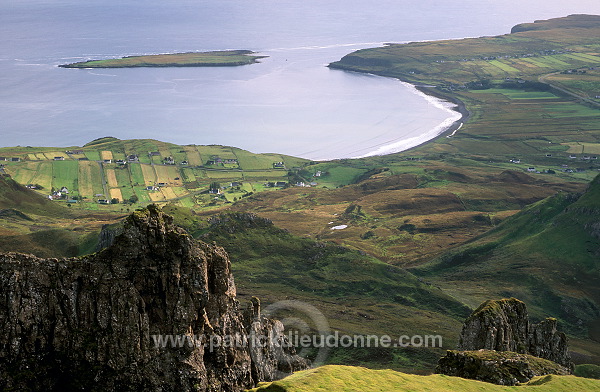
[103,159,112,164]
[116,159,125,165]
[128,154,139,162]
[275,181,287,187]
[230,182,241,187]
[97,199,109,204]
[0,157,6,162]
[527,167,536,172]
[54,156,65,161]
[149,151,160,156]
[569,155,577,159]
[11,157,21,162]
[60,187,69,194]
[157,182,167,187]
[545,154,552,157]
[145,186,158,191]
[273,162,285,168]
[180,160,189,166]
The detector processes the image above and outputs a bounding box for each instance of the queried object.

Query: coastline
[350,77,469,158]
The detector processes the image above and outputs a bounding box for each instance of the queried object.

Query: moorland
[1,14,600,384]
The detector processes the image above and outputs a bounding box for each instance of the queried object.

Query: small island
[59,50,267,68]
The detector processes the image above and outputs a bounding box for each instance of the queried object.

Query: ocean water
[2,0,600,159]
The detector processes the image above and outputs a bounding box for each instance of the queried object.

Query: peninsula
[59,49,267,68]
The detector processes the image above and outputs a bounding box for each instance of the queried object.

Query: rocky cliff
[0,205,308,391]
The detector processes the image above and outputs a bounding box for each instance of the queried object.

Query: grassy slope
[413,175,600,355]
[0,176,124,257]
[249,365,600,392]
[60,50,266,68]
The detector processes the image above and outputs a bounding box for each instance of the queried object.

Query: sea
[2,0,600,160]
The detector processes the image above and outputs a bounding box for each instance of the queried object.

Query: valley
[1,14,599,381]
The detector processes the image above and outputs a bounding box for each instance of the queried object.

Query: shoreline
[346,76,470,159]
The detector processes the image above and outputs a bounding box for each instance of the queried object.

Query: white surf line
[447,122,463,138]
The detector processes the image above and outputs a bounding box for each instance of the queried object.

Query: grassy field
[1,137,309,209]
[249,365,600,392]
[59,50,266,68]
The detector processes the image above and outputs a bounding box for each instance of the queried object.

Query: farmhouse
[128,154,139,162]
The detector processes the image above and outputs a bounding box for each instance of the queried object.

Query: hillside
[0,175,122,257]
[248,365,600,392]
[414,175,600,361]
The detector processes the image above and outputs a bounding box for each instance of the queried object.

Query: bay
[2,0,600,159]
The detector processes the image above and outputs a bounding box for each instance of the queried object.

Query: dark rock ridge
[0,205,308,391]
[437,298,573,385]
[436,350,571,386]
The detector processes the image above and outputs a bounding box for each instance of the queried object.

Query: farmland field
[109,188,123,202]
[182,146,203,166]
[78,161,102,198]
[140,164,157,186]
[106,169,118,188]
[51,160,79,194]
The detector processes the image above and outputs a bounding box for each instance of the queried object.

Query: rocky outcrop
[456,298,573,370]
[436,350,571,386]
[457,297,530,353]
[0,205,308,391]
[438,298,574,385]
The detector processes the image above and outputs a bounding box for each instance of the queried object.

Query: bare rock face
[438,298,573,385]
[0,205,308,391]
[456,298,573,370]
[457,298,530,353]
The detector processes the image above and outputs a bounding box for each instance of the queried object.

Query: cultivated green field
[0,137,308,210]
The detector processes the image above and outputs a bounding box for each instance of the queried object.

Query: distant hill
[511,14,600,33]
